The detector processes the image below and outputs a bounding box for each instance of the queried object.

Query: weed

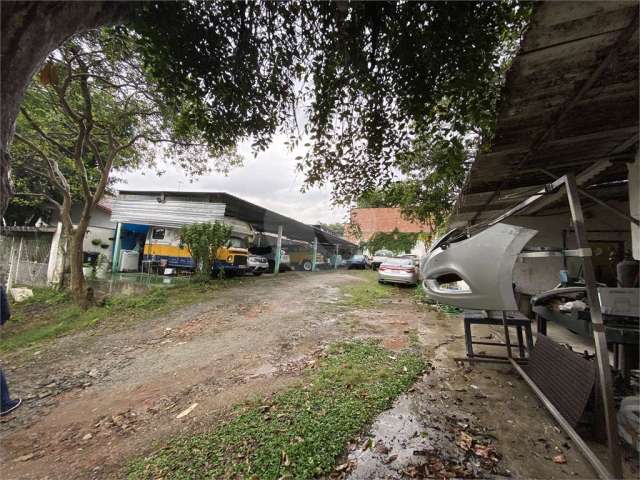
[128,340,426,480]
[340,271,393,307]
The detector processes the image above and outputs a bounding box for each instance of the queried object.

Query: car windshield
[229,237,245,248]
[374,250,393,257]
[352,255,364,260]
[382,257,413,266]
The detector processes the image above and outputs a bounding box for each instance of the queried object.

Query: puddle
[347,395,433,479]
[347,382,506,479]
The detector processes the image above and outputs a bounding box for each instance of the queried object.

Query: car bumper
[378,271,417,284]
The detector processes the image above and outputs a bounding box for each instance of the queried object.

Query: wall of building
[509,200,632,295]
[345,207,431,243]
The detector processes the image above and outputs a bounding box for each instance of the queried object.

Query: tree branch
[20,107,75,157]
[14,132,69,194]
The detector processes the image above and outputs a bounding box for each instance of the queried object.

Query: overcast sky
[115,135,349,225]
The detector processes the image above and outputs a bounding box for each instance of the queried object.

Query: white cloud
[115,135,348,225]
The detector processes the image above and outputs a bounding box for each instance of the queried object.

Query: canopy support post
[273,225,283,275]
[111,222,122,273]
[312,237,318,272]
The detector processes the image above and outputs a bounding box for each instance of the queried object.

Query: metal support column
[564,174,623,479]
[312,237,318,272]
[334,244,339,270]
[472,173,623,479]
[112,222,122,273]
[273,225,283,275]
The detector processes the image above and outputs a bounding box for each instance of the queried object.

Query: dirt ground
[0,271,633,479]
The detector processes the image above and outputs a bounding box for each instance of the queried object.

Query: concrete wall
[51,205,116,258]
[69,204,116,229]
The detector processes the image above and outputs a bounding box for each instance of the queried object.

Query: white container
[119,250,139,272]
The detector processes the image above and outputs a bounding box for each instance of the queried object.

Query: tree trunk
[69,207,93,306]
[69,228,86,305]
[0,1,132,215]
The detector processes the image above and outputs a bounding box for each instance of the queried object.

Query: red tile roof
[344,208,431,242]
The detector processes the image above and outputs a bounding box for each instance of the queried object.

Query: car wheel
[378,279,384,284]
[303,260,312,271]
[253,272,263,276]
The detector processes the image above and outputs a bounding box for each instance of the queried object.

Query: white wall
[509,200,631,295]
[83,226,115,258]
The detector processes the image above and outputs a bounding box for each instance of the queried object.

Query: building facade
[345,207,431,255]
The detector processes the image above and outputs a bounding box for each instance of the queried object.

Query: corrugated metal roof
[111,195,226,228]
[451,1,638,227]
[115,190,358,249]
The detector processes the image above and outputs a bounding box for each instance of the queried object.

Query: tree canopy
[9,30,239,301]
[356,136,468,230]
[128,0,531,204]
[2,1,531,221]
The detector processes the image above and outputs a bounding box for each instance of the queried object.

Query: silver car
[378,257,419,286]
[246,255,269,276]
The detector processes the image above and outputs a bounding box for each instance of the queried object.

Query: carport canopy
[450,1,638,228]
[112,190,357,249]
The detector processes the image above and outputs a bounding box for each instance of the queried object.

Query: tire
[303,260,313,271]
[253,272,263,276]
[378,279,384,284]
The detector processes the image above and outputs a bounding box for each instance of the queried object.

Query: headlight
[227,255,233,262]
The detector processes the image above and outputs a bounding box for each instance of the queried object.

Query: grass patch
[340,271,395,307]
[128,340,425,480]
[1,278,245,354]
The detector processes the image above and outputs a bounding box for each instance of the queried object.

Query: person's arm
[0,286,10,325]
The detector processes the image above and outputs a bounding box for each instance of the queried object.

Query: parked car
[378,257,418,286]
[401,254,420,267]
[347,254,368,270]
[246,255,269,276]
[371,249,394,270]
[249,246,290,272]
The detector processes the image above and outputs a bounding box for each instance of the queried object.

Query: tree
[356,137,468,232]
[2,1,531,221]
[316,222,344,238]
[179,222,232,276]
[366,229,422,256]
[11,31,238,304]
[130,2,530,205]
[1,1,133,215]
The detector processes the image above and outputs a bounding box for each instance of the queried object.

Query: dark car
[348,254,368,270]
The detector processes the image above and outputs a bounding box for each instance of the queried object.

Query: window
[152,227,165,240]
[228,237,246,248]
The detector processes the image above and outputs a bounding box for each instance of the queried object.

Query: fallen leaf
[458,431,473,450]
[280,450,290,466]
[473,444,494,458]
[553,454,567,464]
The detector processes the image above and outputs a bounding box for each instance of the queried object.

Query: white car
[371,249,394,270]
[246,255,269,276]
[378,257,419,286]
